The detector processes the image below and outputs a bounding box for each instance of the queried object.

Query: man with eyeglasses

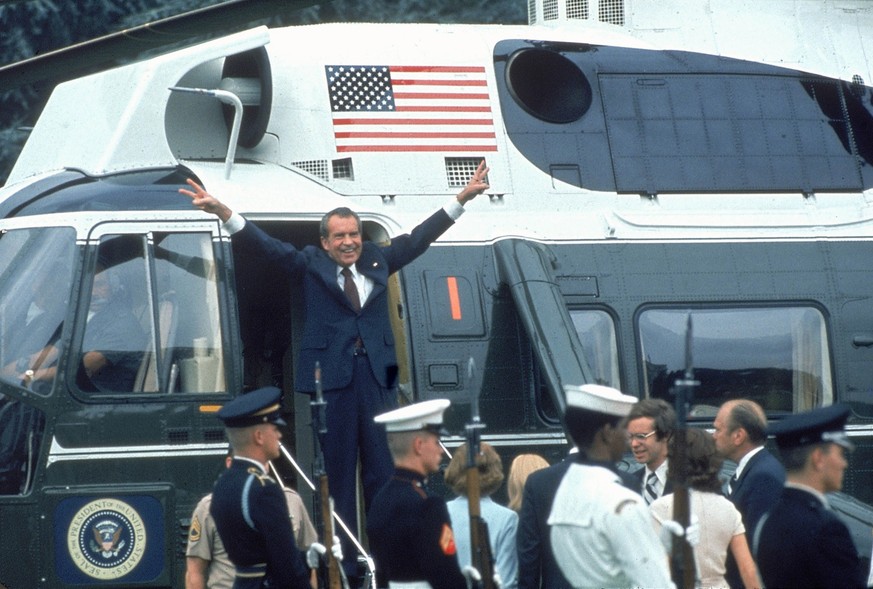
[626,399,676,505]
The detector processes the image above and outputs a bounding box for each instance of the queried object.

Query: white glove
[330,535,343,561]
[306,537,343,569]
[306,542,326,569]
[659,515,700,554]
[462,565,501,588]
[462,565,482,583]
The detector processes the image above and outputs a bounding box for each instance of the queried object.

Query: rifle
[669,314,699,589]
[464,358,496,589]
[311,361,343,589]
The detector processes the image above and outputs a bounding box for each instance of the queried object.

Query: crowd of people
[182,166,870,589]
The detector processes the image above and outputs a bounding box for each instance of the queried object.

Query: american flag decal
[325,65,497,153]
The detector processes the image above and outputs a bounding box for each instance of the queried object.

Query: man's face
[820,443,848,493]
[259,423,283,461]
[419,431,445,475]
[627,416,669,469]
[321,214,362,267]
[712,404,738,460]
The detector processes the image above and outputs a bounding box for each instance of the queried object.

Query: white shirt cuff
[223,212,246,235]
[443,199,465,221]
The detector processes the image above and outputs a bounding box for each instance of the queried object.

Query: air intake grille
[599,0,625,25]
[292,159,329,182]
[445,158,485,188]
[332,158,354,180]
[566,0,590,20]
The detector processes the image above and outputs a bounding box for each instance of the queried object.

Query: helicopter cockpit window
[77,232,226,395]
[638,307,832,418]
[0,227,76,394]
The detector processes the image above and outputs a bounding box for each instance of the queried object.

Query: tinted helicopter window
[76,232,226,396]
[0,397,45,496]
[0,227,76,395]
[537,309,619,423]
[638,307,831,418]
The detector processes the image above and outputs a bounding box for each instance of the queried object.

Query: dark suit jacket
[725,447,785,588]
[232,208,455,392]
[756,486,864,589]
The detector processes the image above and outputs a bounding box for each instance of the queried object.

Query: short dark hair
[778,443,821,472]
[727,400,767,445]
[320,207,362,239]
[626,398,676,440]
[564,406,623,450]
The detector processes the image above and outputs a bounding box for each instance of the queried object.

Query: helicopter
[2,0,873,586]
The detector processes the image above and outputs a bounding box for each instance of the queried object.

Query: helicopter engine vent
[530,0,625,26]
[445,158,486,187]
[332,158,354,180]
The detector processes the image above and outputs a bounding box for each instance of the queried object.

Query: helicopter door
[80,223,230,395]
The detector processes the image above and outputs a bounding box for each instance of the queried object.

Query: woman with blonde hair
[507,454,550,512]
[444,442,519,589]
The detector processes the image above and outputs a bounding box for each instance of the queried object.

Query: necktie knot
[341,267,361,312]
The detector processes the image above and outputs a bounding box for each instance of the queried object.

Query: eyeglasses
[626,431,657,441]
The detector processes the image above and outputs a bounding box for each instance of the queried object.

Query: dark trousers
[322,354,396,580]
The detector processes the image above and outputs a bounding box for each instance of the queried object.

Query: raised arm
[180,179,234,223]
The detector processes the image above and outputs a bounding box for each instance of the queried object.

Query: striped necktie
[645,471,659,505]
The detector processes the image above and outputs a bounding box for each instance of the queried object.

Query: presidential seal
[67,498,147,580]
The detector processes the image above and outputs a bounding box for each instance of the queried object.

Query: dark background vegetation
[0,0,526,184]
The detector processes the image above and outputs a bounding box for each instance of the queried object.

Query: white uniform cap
[374,399,451,433]
[564,384,636,417]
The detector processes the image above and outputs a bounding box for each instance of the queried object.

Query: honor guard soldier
[755,403,866,589]
[210,387,334,589]
[366,399,470,589]
[548,385,681,589]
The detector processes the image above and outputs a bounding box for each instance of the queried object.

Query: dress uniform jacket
[366,468,467,589]
[231,207,456,393]
[549,462,674,589]
[210,458,311,589]
[756,485,865,589]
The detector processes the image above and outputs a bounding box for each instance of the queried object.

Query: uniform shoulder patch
[615,498,639,514]
[188,514,202,542]
[439,523,457,556]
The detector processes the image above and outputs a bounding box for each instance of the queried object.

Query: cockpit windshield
[0,227,76,394]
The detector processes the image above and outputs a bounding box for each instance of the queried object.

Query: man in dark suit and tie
[626,399,676,505]
[182,162,489,583]
[713,398,786,589]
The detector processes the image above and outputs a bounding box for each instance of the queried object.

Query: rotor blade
[0,0,325,90]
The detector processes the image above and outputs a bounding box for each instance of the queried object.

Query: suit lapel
[356,245,388,307]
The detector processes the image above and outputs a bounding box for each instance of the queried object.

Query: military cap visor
[768,403,854,451]
[218,386,288,428]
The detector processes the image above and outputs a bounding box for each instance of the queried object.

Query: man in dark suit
[626,399,676,504]
[713,399,785,588]
[755,403,865,589]
[182,162,489,582]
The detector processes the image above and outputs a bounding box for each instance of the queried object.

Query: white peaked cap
[564,384,636,417]
[374,399,451,433]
